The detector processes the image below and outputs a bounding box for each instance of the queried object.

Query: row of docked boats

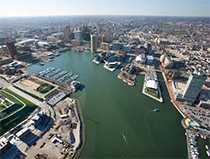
[37,67,79,84]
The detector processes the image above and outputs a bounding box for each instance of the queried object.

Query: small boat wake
[122,133,127,144]
[152,108,160,112]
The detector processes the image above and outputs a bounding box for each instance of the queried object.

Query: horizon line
[0,14,209,18]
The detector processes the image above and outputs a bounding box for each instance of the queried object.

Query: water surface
[28,52,187,158]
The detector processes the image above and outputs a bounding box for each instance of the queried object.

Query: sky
[0,0,209,17]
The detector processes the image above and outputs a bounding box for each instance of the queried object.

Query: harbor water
[28,51,187,158]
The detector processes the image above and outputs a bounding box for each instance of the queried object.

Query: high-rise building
[6,41,17,59]
[182,74,206,104]
[73,28,83,42]
[0,45,10,56]
[63,26,73,42]
[81,25,91,41]
[101,32,113,43]
[90,34,97,53]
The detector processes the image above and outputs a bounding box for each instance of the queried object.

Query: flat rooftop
[174,80,187,94]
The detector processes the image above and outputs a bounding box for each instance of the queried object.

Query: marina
[36,67,79,85]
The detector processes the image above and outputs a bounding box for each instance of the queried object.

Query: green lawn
[0,98,13,111]
[0,88,37,135]
[37,83,55,94]
[0,91,23,106]
[0,104,6,111]
[3,88,37,107]
[2,99,13,107]
[0,90,25,120]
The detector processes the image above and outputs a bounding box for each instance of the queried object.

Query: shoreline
[161,70,186,118]
[25,51,187,158]
[74,99,85,159]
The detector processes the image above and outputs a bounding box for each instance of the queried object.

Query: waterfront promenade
[161,70,186,117]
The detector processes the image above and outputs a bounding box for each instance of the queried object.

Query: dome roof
[183,117,200,129]
[163,56,173,68]
[160,54,166,63]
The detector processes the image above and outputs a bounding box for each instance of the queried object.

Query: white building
[135,54,146,64]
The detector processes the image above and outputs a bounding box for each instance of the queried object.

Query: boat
[55,53,60,57]
[104,63,116,72]
[127,80,135,86]
[122,134,127,144]
[71,74,79,80]
[39,62,45,66]
[92,59,100,64]
[152,108,160,112]
[104,62,121,72]
[59,48,69,53]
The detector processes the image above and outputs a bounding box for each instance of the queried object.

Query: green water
[28,52,187,158]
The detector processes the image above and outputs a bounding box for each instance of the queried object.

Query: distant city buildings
[47,32,64,43]
[0,41,18,59]
[0,45,10,57]
[0,15,210,159]
[100,42,110,51]
[101,32,113,43]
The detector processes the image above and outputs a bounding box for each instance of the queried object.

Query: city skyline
[0,8,210,159]
[0,0,209,17]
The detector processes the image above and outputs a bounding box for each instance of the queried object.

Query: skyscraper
[6,41,17,59]
[73,28,83,42]
[90,34,97,53]
[182,74,206,104]
[63,25,73,42]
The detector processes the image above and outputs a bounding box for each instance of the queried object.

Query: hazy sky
[0,0,209,17]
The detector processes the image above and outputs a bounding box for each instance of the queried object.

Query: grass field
[0,94,13,111]
[2,99,13,107]
[0,104,6,111]
[37,83,55,94]
[0,88,37,136]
